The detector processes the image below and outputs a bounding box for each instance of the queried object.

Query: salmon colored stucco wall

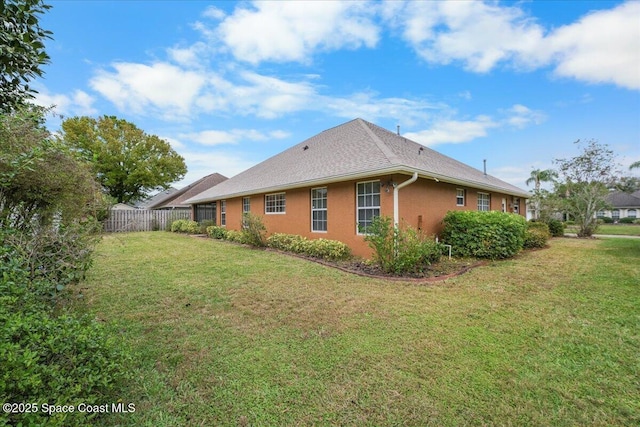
[214,175,525,258]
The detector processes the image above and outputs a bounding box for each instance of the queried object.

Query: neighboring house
[185,118,529,257]
[135,187,179,210]
[111,202,137,210]
[598,191,640,221]
[147,173,228,221]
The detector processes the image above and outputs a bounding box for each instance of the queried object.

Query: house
[111,202,137,210]
[147,173,228,221]
[185,118,529,257]
[134,187,179,210]
[599,190,640,221]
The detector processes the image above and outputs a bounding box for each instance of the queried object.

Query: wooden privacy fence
[103,209,191,232]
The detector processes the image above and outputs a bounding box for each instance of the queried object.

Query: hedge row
[442,211,527,259]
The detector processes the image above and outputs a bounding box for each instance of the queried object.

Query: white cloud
[503,104,546,128]
[545,1,640,90]
[33,88,97,117]
[89,62,206,117]
[404,115,498,146]
[390,0,639,90]
[216,1,380,64]
[393,1,545,73]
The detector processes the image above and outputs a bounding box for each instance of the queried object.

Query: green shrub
[241,213,267,247]
[225,229,245,243]
[441,211,527,259]
[524,222,551,249]
[0,246,132,427]
[619,217,635,224]
[364,216,444,274]
[206,225,227,239]
[266,233,307,253]
[300,238,351,261]
[545,218,565,237]
[198,220,216,234]
[170,219,200,234]
[266,233,351,261]
[600,216,614,224]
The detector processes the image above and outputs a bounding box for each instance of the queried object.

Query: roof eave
[186,166,529,204]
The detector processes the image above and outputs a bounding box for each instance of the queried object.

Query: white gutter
[393,172,418,226]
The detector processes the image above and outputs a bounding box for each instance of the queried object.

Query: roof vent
[397,125,400,135]
[303,145,309,151]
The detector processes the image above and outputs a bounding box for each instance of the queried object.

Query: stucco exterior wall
[213,175,526,258]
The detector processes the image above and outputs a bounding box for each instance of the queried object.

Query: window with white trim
[311,187,327,232]
[357,181,380,234]
[513,197,520,214]
[243,197,250,214]
[220,200,226,226]
[612,209,620,220]
[477,192,490,211]
[628,209,637,218]
[265,193,286,214]
[456,189,465,206]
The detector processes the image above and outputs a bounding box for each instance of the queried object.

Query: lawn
[566,223,640,236]
[79,233,639,426]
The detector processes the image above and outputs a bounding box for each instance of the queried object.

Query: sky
[34,0,640,193]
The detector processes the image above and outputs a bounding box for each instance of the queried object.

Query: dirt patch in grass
[265,248,483,282]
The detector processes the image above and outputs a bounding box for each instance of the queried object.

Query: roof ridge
[356,118,402,165]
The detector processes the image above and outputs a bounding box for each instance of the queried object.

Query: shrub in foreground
[266,233,351,261]
[545,218,565,237]
[442,211,527,259]
[0,246,132,427]
[524,221,551,249]
[241,213,267,247]
[364,216,443,274]
[170,219,200,234]
[206,225,227,239]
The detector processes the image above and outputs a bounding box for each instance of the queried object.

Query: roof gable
[186,119,529,204]
[606,191,640,208]
[149,173,228,209]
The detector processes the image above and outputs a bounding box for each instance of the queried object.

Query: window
[628,209,637,218]
[357,181,380,234]
[220,200,226,226]
[597,210,605,218]
[265,193,286,214]
[456,189,465,206]
[243,197,250,213]
[194,202,216,223]
[513,197,520,214]
[477,192,490,211]
[311,187,327,232]
[612,209,620,221]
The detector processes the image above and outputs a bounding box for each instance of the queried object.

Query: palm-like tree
[526,169,558,192]
[630,160,640,170]
[526,169,558,220]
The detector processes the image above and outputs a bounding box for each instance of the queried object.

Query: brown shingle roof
[150,173,228,209]
[186,118,529,204]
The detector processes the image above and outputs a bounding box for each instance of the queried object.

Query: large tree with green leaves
[554,139,619,237]
[60,115,187,204]
[0,0,52,113]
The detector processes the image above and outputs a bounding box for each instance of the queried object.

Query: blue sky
[35,0,640,192]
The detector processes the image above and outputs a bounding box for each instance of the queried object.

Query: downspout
[393,172,418,226]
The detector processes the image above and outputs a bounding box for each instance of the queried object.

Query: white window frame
[357,180,381,235]
[456,189,465,206]
[265,192,286,214]
[242,197,250,214]
[220,200,226,226]
[628,209,637,219]
[311,187,328,232]
[477,192,490,212]
[513,197,520,214]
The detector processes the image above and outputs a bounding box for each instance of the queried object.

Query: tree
[59,115,187,204]
[525,168,558,219]
[554,139,619,237]
[0,105,103,229]
[0,0,52,113]
[630,160,640,170]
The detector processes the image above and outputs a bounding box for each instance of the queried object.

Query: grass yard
[566,223,640,236]
[78,233,639,426]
